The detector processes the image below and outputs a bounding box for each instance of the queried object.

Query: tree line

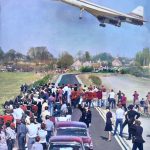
[135,48,150,66]
[0,46,149,70]
[0,47,54,64]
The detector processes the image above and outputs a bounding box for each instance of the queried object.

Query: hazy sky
[0,0,150,57]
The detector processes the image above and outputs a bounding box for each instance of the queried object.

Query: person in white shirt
[45,115,54,143]
[63,85,69,93]
[67,86,72,104]
[13,104,24,120]
[61,103,68,114]
[41,106,50,122]
[63,85,69,100]
[109,89,116,109]
[31,136,43,150]
[0,127,7,150]
[27,118,39,150]
[5,122,16,150]
[38,123,47,149]
[102,89,108,107]
[113,104,125,137]
[42,100,48,112]
[51,85,57,95]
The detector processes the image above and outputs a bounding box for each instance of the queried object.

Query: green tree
[135,48,150,66]
[4,49,17,62]
[76,50,83,61]
[57,52,74,69]
[0,47,4,61]
[27,47,54,63]
[85,51,91,61]
[143,48,150,66]
[15,52,25,60]
[93,52,113,62]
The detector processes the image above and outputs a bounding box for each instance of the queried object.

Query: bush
[89,75,102,86]
[80,66,93,72]
[119,66,150,78]
[30,74,52,88]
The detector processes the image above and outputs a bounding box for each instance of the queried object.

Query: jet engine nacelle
[97,16,121,27]
[108,19,121,27]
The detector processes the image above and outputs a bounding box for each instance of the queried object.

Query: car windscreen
[56,128,87,136]
[49,143,83,150]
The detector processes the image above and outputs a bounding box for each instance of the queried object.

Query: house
[92,62,101,70]
[112,58,122,67]
[82,61,92,67]
[71,60,82,70]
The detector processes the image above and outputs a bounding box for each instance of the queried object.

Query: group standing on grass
[0,81,149,150]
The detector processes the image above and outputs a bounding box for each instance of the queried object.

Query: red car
[49,136,85,150]
[55,121,93,150]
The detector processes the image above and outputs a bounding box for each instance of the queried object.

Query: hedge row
[30,74,52,88]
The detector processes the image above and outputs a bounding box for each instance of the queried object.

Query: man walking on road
[78,104,92,128]
[126,105,140,140]
[113,104,125,137]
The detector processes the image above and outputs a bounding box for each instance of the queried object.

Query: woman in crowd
[104,106,113,141]
[38,123,47,149]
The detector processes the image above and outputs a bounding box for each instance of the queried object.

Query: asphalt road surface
[59,74,122,150]
[58,74,80,86]
[72,107,122,150]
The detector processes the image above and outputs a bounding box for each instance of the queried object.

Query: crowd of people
[0,81,149,150]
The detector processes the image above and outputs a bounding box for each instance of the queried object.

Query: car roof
[50,136,83,143]
[56,121,87,128]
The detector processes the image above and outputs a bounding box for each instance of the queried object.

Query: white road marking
[96,107,131,150]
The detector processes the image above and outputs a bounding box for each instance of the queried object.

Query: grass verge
[0,72,44,114]
[89,75,102,86]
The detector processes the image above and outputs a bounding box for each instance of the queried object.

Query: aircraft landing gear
[99,23,106,27]
[79,8,84,19]
[79,16,82,19]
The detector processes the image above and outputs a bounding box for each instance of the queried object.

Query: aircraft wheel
[99,23,106,27]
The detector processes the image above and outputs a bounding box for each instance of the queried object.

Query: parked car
[55,121,93,150]
[49,136,85,150]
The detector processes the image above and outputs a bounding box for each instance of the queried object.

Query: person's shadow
[100,136,108,141]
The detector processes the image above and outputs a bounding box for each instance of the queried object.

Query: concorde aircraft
[58,0,146,27]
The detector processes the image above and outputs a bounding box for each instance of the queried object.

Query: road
[59,74,122,150]
[72,108,122,150]
[58,74,80,86]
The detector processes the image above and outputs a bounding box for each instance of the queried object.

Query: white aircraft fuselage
[59,0,146,27]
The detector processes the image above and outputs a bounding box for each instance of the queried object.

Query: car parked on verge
[55,121,93,150]
[49,136,85,150]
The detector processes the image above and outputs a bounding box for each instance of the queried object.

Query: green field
[0,72,43,107]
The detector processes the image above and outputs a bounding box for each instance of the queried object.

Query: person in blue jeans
[113,104,125,137]
[17,119,27,150]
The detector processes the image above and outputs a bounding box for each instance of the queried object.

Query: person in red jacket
[3,112,14,125]
[97,88,102,107]
[71,87,80,108]
[86,88,93,108]
[31,101,38,116]
[121,93,127,111]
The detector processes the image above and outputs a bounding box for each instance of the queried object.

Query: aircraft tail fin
[130,6,144,19]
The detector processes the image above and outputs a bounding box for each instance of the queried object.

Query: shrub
[89,75,102,86]
[119,66,150,78]
[80,66,93,72]
[30,74,52,88]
